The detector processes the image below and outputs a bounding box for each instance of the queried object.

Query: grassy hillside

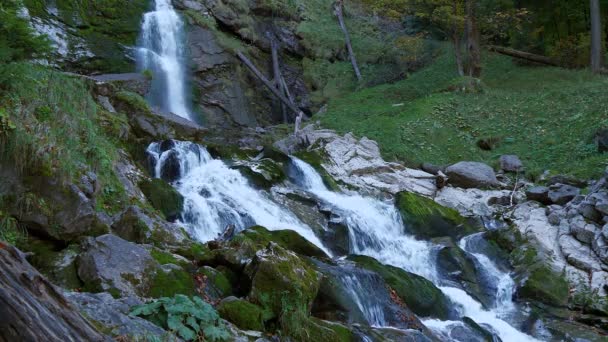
[318,49,608,179]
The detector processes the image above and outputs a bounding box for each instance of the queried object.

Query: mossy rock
[147,266,196,298]
[517,265,569,307]
[217,297,264,331]
[284,317,352,342]
[139,178,184,221]
[150,248,185,266]
[235,158,287,189]
[24,238,83,290]
[244,226,328,259]
[396,191,480,240]
[347,255,451,319]
[244,243,321,321]
[198,266,233,300]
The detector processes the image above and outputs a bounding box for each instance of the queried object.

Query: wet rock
[0,244,107,341]
[65,292,166,338]
[396,191,480,240]
[198,266,233,301]
[139,178,184,220]
[525,186,551,205]
[160,150,182,182]
[348,255,451,319]
[499,155,523,172]
[548,184,580,205]
[112,206,188,246]
[445,161,499,189]
[77,234,159,298]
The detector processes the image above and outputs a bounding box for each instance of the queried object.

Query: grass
[318,48,608,179]
[0,62,128,214]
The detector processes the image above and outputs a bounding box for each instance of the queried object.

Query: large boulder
[525,186,551,205]
[445,161,499,189]
[499,155,523,172]
[0,244,107,341]
[244,243,321,321]
[217,297,265,331]
[138,178,184,220]
[111,206,188,246]
[548,184,580,205]
[77,234,159,297]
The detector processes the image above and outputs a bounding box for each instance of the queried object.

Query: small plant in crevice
[130,295,230,341]
[0,211,26,246]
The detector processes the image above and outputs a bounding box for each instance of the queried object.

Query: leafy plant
[0,211,26,246]
[130,295,230,341]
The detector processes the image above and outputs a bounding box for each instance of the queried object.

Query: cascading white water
[289,157,540,342]
[146,142,330,255]
[137,0,190,119]
[290,158,438,281]
[339,273,387,327]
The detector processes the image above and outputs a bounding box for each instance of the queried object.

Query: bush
[131,295,230,341]
[0,0,51,63]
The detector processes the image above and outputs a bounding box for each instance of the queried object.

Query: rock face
[77,234,159,297]
[445,161,499,189]
[65,292,166,338]
[0,244,107,341]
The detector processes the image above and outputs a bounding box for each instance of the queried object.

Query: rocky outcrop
[0,243,107,341]
[112,206,189,246]
[276,127,438,196]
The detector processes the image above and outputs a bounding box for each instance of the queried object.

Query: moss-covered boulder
[283,317,353,342]
[347,255,451,319]
[217,297,265,331]
[139,178,184,220]
[517,265,569,307]
[396,191,480,240]
[234,158,287,188]
[198,266,233,301]
[244,243,321,321]
[147,265,196,299]
[111,206,188,247]
[24,238,82,290]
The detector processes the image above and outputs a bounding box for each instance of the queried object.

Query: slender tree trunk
[334,0,362,82]
[465,0,482,78]
[270,38,288,122]
[452,1,465,76]
[590,0,602,73]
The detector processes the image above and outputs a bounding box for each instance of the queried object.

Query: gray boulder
[77,234,159,297]
[526,186,551,205]
[499,155,523,172]
[65,292,167,338]
[548,184,580,205]
[445,161,499,189]
[112,206,188,246]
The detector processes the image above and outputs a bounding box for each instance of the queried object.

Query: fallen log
[334,0,362,82]
[237,51,304,119]
[487,45,560,67]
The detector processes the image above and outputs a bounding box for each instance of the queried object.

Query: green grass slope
[318,49,608,179]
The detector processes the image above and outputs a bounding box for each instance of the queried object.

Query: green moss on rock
[148,267,196,298]
[518,265,569,307]
[244,226,328,259]
[396,191,480,240]
[199,266,233,299]
[139,178,184,220]
[217,298,265,331]
[348,255,451,319]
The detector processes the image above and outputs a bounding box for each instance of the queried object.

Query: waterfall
[289,157,540,342]
[137,0,191,120]
[146,142,330,255]
[339,272,387,327]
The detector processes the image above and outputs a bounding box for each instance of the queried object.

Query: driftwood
[0,243,107,342]
[334,0,362,82]
[237,51,304,118]
[487,45,561,67]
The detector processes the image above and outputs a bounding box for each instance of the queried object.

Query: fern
[130,295,230,341]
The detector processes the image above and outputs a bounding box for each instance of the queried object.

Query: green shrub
[0,0,51,63]
[130,295,230,341]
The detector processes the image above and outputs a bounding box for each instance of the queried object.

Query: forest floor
[317,48,608,180]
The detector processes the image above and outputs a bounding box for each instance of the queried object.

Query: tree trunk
[487,45,561,66]
[590,0,602,73]
[237,52,304,118]
[270,38,288,122]
[452,0,465,76]
[334,0,363,82]
[465,0,482,78]
[0,244,107,342]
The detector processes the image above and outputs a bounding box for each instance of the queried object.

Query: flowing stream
[137,0,191,119]
[148,142,539,341]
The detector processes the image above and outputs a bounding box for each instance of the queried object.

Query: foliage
[319,47,608,179]
[0,211,27,246]
[0,0,51,63]
[130,295,230,341]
